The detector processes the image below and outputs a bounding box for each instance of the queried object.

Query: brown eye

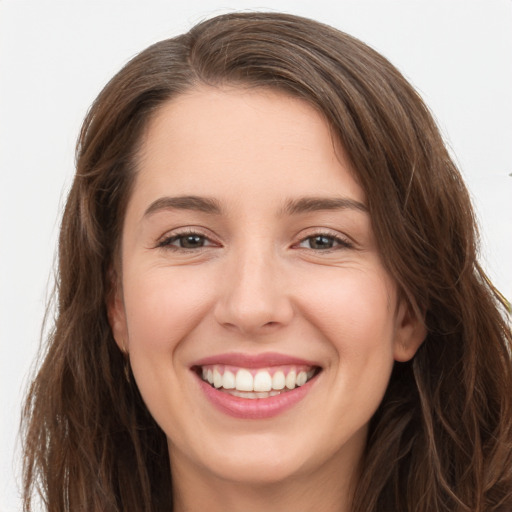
[178,234,205,248]
[307,235,335,250]
[297,233,352,251]
[158,233,211,250]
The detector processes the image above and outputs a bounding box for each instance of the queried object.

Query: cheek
[295,265,397,350]
[121,266,216,429]
[294,265,397,403]
[122,265,215,353]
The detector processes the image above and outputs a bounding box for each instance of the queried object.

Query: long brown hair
[22,12,512,511]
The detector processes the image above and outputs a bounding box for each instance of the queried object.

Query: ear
[106,270,129,354]
[393,297,426,362]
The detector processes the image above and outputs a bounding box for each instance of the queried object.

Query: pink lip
[195,374,318,419]
[191,352,321,420]
[192,351,319,369]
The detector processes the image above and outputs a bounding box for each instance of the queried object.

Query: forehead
[132,86,364,210]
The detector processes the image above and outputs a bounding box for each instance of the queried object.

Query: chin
[206,450,309,485]
[176,424,364,487]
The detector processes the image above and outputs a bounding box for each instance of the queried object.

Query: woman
[21,11,512,512]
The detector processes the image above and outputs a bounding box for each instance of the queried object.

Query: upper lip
[192,352,321,369]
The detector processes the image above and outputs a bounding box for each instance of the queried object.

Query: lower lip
[195,373,318,419]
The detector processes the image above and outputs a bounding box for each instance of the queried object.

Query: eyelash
[156,229,353,252]
[296,232,353,251]
[156,229,217,251]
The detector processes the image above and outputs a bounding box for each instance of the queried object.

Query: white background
[1,1,511,510]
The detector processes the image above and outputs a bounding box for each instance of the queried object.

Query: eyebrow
[143,194,368,219]
[143,195,222,217]
[281,196,368,215]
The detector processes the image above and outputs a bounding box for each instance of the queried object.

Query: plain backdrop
[1,1,511,510]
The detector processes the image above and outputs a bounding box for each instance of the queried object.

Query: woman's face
[110,86,424,487]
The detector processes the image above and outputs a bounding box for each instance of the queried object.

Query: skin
[109,86,425,512]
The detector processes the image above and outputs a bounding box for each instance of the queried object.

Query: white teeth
[235,368,253,391]
[285,370,296,390]
[222,370,235,389]
[213,368,223,388]
[296,371,307,387]
[201,365,318,392]
[272,371,285,390]
[253,371,272,392]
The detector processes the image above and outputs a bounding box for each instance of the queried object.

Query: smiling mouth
[193,364,321,399]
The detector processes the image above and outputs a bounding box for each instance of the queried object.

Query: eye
[297,233,352,250]
[157,231,215,250]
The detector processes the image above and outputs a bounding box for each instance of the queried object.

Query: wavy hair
[22,12,512,512]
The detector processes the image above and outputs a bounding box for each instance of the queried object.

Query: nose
[213,245,294,336]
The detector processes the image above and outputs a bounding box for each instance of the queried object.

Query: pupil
[182,235,203,248]
[311,235,333,249]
